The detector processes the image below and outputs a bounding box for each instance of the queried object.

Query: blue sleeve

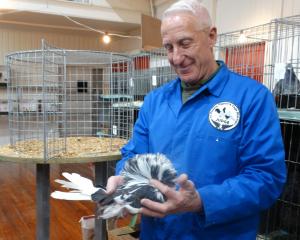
[115,95,151,174]
[198,87,287,226]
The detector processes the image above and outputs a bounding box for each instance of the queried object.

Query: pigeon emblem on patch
[209,102,240,131]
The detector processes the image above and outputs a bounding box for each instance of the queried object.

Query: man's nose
[171,48,184,65]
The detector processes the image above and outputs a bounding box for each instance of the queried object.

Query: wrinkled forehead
[161,12,203,35]
[162,9,210,29]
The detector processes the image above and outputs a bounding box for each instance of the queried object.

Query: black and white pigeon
[51,153,177,219]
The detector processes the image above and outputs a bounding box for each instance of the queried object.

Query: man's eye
[181,42,191,48]
[164,45,173,51]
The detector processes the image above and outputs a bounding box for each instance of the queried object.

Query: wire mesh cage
[132,48,176,100]
[215,15,300,110]
[4,40,133,161]
[257,118,300,240]
[215,15,300,240]
[130,48,176,122]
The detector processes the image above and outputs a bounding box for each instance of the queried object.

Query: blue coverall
[116,61,286,240]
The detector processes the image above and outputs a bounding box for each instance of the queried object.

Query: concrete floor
[0,115,9,145]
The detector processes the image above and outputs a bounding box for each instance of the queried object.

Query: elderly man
[106,0,286,239]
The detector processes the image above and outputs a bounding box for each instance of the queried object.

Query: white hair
[162,0,212,29]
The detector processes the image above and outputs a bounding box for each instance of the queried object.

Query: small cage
[258,117,300,240]
[216,15,300,240]
[216,15,300,110]
[130,48,176,122]
[4,40,133,161]
[277,119,300,239]
[132,48,176,101]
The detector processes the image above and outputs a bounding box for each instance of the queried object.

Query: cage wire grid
[4,42,176,161]
[131,48,176,101]
[5,40,134,160]
[6,41,67,160]
[216,15,300,240]
[130,48,176,120]
[216,14,300,106]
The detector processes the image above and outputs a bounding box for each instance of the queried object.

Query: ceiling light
[102,33,111,44]
[0,0,13,9]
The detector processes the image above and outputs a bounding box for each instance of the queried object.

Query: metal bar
[36,163,50,240]
[94,161,108,240]
[41,39,48,161]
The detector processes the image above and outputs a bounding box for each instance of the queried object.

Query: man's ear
[208,27,217,47]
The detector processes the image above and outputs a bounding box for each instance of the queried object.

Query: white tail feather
[51,191,91,200]
[54,179,79,190]
[61,172,97,194]
[51,172,99,201]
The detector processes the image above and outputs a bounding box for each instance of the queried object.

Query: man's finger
[150,179,176,198]
[140,198,169,218]
[176,174,195,191]
[140,207,165,218]
[106,176,123,194]
[141,198,169,214]
[176,173,188,182]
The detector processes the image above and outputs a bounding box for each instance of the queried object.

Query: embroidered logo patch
[209,102,240,131]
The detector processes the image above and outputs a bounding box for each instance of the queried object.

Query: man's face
[161,13,217,84]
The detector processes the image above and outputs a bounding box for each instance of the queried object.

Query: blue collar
[173,60,230,98]
[205,60,230,97]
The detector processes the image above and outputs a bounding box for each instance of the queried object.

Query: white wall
[155,0,300,34]
[110,38,142,53]
[0,25,111,65]
[1,1,300,64]
[155,0,177,18]
[214,0,300,34]
[1,0,300,59]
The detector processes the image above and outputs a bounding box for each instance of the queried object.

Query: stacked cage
[5,40,133,161]
[130,48,176,122]
[216,15,300,240]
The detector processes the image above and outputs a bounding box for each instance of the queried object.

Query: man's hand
[105,175,124,194]
[140,174,203,218]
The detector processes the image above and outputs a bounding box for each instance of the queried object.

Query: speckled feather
[51,153,177,219]
[93,153,177,218]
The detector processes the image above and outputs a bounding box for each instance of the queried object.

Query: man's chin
[179,76,198,84]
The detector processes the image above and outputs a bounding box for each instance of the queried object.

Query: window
[77,81,88,93]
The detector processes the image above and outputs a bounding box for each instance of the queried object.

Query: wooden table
[0,151,121,240]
